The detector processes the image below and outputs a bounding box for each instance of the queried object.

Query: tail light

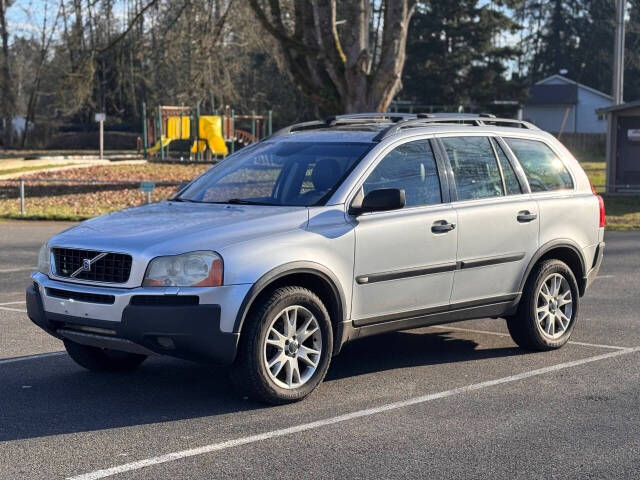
[597,195,606,227]
[591,182,606,227]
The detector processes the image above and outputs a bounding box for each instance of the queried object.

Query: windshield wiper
[223,199,276,205]
[171,197,201,203]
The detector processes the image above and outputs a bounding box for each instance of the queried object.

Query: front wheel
[507,259,579,351]
[64,340,147,372]
[230,286,333,404]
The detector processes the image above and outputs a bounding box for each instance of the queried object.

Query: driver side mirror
[349,188,406,216]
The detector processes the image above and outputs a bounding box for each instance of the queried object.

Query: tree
[0,0,15,148]
[402,0,523,110]
[247,0,418,115]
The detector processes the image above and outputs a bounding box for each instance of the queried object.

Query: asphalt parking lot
[1,221,639,479]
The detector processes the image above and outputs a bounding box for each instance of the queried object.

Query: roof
[596,100,640,115]
[526,74,613,105]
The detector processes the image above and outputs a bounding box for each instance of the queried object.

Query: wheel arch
[519,240,587,297]
[233,262,347,356]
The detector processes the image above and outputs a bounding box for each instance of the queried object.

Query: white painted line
[566,340,629,350]
[67,346,640,480]
[0,306,27,313]
[0,267,34,273]
[429,325,628,350]
[596,275,615,279]
[0,351,65,365]
[0,300,26,305]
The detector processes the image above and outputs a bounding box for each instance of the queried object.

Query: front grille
[46,287,115,305]
[52,248,132,284]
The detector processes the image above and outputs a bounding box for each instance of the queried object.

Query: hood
[51,201,309,256]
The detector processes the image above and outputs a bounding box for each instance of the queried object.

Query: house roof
[597,99,640,114]
[526,74,613,106]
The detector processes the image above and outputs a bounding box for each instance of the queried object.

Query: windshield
[177,141,373,206]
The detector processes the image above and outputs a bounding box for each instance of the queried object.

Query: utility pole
[613,0,625,104]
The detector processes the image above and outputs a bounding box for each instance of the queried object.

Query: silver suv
[27,113,605,403]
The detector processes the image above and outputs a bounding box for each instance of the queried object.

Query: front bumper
[27,273,251,364]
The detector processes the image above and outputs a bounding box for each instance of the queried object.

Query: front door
[350,138,458,325]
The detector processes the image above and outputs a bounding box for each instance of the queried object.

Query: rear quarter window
[504,138,573,192]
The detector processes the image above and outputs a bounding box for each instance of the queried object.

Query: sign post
[140,181,155,204]
[95,113,106,159]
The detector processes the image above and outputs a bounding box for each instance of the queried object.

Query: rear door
[437,135,539,305]
[350,138,458,325]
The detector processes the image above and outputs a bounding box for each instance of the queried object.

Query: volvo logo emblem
[70,252,108,278]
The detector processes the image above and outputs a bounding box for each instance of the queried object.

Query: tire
[64,340,147,372]
[229,286,333,404]
[507,259,579,351]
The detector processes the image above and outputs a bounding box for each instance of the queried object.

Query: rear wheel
[507,259,579,350]
[230,286,333,404]
[64,340,147,372]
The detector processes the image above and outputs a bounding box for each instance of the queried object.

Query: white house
[523,75,613,134]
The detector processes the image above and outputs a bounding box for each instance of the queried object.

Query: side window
[493,140,522,195]
[363,139,442,207]
[441,136,503,201]
[504,138,573,192]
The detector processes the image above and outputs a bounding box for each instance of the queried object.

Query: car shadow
[0,329,524,442]
[326,329,524,381]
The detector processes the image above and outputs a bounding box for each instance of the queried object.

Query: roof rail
[373,115,538,141]
[270,113,537,140]
[270,114,404,138]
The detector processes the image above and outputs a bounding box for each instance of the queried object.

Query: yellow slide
[147,136,172,153]
[191,116,228,156]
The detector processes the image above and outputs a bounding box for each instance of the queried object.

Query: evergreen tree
[402,0,524,111]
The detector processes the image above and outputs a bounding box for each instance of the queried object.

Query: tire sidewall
[252,289,333,402]
[528,261,580,348]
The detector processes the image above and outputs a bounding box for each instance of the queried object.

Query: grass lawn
[0,163,210,221]
[0,160,639,230]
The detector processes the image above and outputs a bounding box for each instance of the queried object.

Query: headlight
[37,243,51,274]
[143,251,223,287]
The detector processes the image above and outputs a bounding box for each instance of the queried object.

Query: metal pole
[19,179,25,215]
[196,103,201,162]
[231,109,235,154]
[99,120,104,160]
[268,110,273,136]
[146,191,152,204]
[251,110,256,140]
[142,102,148,159]
[157,106,165,161]
[613,0,625,104]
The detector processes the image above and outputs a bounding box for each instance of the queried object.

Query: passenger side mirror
[350,188,406,215]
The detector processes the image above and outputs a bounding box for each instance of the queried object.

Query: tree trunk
[0,0,14,148]
[248,0,417,115]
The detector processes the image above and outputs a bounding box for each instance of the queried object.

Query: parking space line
[429,325,628,350]
[0,351,65,365]
[0,267,34,273]
[0,300,26,305]
[0,306,27,313]
[67,345,640,480]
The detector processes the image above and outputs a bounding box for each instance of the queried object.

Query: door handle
[517,211,538,223]
[431,220,456,233]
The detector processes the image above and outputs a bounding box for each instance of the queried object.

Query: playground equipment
[142,104,272,161]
